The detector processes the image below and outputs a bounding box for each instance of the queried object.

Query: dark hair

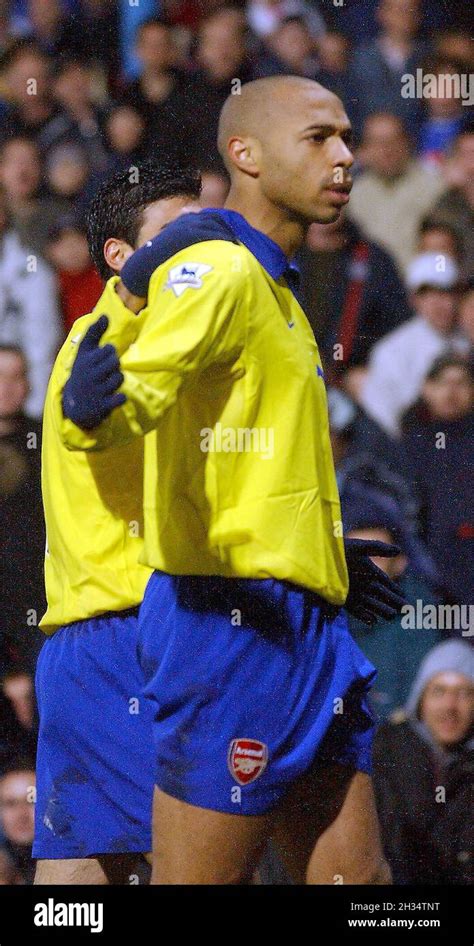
[418,215,463,257]
[425,352,473,382]
[52,55,89,80]
[86,160,202,280]
[199,4,247,31]
[422,54,467,76]
[0,37,48,72]
[402,352,473,430]
[135,15,172,42]
[280,15,308,29]
[47,212,87,244]
[0,757,36,780]
[0,343,27,362]
[455,119,474,141]
[362,111,413,148]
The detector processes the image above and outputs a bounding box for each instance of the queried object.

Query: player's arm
[49,274,149,447]
[58,211,240,447]
[60,241,249,452]
[110,210,238,313]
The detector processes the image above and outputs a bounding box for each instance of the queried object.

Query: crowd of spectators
[0,0,472,885]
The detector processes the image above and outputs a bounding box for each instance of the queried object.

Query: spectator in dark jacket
[184,6,255,166]
[0,345,45,671]
[433,127,474,281]
[18,0,90,61]
[51,57,109,175]
[401,353,474,607]
[252,15,319,79]
[0,40,71,155]
[121,16,192,163]
[0,670,37,775]
[373,639,473,885]
[0,134,69,258]
[102,105,148,174]
[347,0,429,140]
[253,16,350,104]
[417,56,467,169]
[341,486,442,719]
[297,214,413,395]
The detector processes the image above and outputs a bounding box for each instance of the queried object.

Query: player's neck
[224,190,306,259]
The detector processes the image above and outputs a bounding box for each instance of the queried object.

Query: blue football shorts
[33,608,155,859]
[137,571,377,815]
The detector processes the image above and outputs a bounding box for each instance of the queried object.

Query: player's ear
[227,136,259,178]
[103,237,133,274]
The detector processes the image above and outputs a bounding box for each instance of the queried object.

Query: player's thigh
[35,858,109,885]
[151,786,273,885]
[273,763,390,885]
[34,854,147,885]
[304,768,391,885]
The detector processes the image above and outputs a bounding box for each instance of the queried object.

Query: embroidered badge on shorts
[228,738,268,785]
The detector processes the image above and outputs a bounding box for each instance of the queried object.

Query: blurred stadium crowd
[0,0,472,885]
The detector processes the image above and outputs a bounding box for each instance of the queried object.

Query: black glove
[62,315,126,430]
[344,538,407,625]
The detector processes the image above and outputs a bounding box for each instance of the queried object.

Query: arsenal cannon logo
[228,738,268,785]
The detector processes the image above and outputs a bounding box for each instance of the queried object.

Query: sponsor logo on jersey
[165,262,213,297]
[228,738,268,785]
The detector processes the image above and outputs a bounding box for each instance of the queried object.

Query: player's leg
[137,573,294,885]
[268,605,389,885]
[34,853,145,885]
[35,858,107,884]
[150,788,273,885]
[272,762,391,885]
[33,612,155,872]
[138,574,381,886]
[150,765,389,886]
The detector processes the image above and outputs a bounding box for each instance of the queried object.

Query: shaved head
[217,76,342,172]
[216,75,353,233]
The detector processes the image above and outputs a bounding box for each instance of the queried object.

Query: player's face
[136,196,201,247]
[105,196,201,274]
[258,89,354,225]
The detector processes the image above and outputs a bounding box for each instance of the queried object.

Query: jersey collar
[206,208,301,291]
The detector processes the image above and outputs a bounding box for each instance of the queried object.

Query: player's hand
[62,315,126,430]
[343,538,408,626]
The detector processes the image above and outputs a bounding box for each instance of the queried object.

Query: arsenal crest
[228,738,268,785]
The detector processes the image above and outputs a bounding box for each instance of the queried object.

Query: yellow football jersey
[60,239,349,606]
[40,277,152,634]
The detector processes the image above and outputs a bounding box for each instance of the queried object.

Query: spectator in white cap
[247,0,326,40]
[372,639,474,884]
[359,252,469,436]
